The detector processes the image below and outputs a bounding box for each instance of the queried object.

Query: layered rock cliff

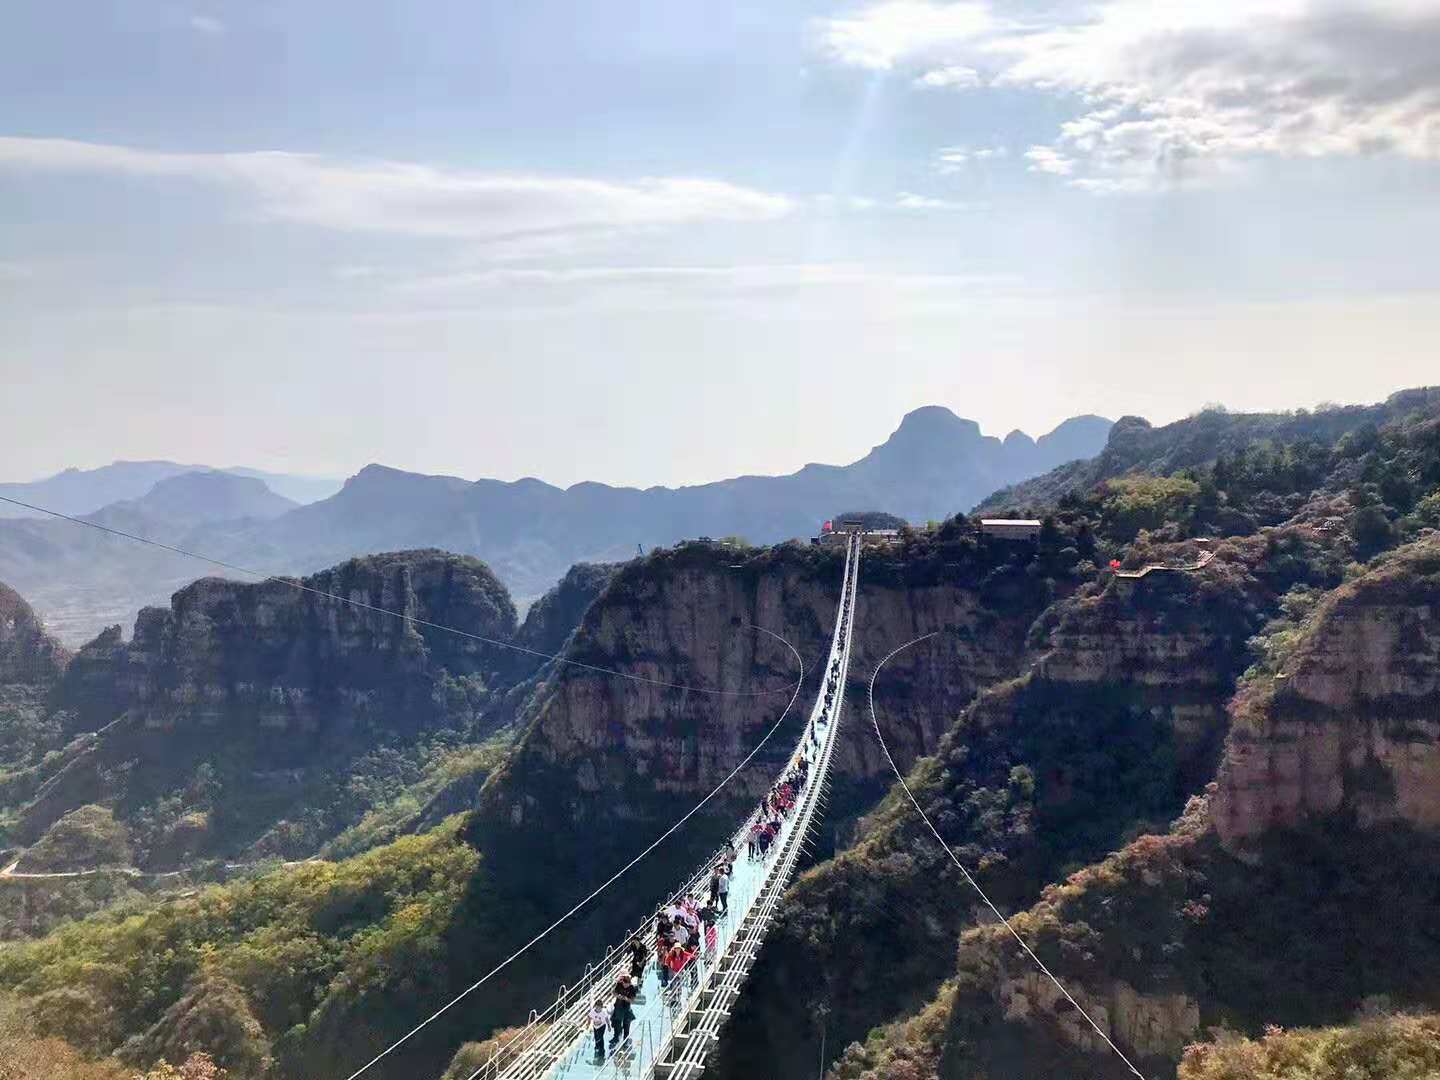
[57,548,517,736]
[714,535,1295,1080]
[476,535,1059,854]
[849,537,1440,1080]
[6,551,525,865]
[1214,539,1440,852]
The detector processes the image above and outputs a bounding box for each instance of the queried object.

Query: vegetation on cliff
[0,549,592,872]
[797,521,1440,1080]
[0,819,477,1077]
[1,387,1438,1080]
[1178,1012,1440,1080]
[978,386,1440,521]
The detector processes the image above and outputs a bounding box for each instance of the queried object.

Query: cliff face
[479,541,1045,842]
[12,551,523,864]
[716,539,1278,1080]
[1214,538,1440,852]
[58,549,516,736]
[856,542,1440,1080]
[512,562,617,662]
[0,582,68,687]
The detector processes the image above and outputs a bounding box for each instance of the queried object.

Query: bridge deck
[477,536,860,1080]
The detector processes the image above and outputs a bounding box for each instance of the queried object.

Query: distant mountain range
[0,407,1112,644]
[0,461,342,517]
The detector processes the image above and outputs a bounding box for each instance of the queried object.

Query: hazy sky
[4,0,1439,488]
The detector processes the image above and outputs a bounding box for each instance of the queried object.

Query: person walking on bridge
[717,865,730,914]
[611,992,635,1052]
[590,1001,609,1062]
[628,935,648,981]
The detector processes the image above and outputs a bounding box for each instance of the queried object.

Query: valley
[0,386,1437,1080]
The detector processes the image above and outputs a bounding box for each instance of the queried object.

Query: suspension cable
[341,621,809,1080]
[867,633,1147,1080]
[0,493,798,697]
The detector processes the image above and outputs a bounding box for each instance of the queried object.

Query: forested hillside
[0,386,1436,1080]
[793,387,1440,1080]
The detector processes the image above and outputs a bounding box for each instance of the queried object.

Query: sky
[3,0,1439,488]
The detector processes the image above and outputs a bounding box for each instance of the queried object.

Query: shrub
[1179,1013,1440,1080]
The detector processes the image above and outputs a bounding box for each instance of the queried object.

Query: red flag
[1109,559,1122,570]
[822,520,832,532]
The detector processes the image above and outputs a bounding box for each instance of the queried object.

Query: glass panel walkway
[470,535,861,1080]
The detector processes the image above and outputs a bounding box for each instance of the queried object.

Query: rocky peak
[513,562,617,663]
[0,581,69,685]
[880,406,987,460]
[1036,413,1114,459]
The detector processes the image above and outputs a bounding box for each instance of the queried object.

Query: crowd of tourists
[591,734,828,1063]
[590,577,852,1065]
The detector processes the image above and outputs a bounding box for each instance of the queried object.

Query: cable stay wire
[342,621,809,1080]
[867,632,1147,1080]
[0,493,798,697]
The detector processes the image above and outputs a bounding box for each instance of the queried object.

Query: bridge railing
[471,537,857,1080]
[465,833,743,1080]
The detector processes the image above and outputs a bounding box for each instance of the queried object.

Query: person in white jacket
[590,1001,608,1062]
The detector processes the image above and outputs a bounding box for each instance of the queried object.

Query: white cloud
[914,64,980,89]
[0,261,35,281]
[1024,145,1074,176]
[815,193,880,212]
[893,191,969,209]
[396,262,1010,300]
[188,14,226,35]
[0,136,795,239]
[936,148,970,171]
[817,1,997,70]
[819,0,1440,191]
[934,144,1007,172]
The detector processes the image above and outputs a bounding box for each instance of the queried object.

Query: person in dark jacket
[611,993,635,1050]
[615,973,638,1006]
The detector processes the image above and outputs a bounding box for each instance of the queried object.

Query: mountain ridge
[0,461,342,518]
[1,407,1114,645]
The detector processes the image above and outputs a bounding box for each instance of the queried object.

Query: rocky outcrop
[510,562,617,669]
[1214,538,1440,853]
[13,550,523,861]
[481,540,1049,839]
[0,582,68,686]
[58,549,517,736]
[998,972,1200,1061]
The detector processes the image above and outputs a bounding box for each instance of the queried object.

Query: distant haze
[0,405,1112,644]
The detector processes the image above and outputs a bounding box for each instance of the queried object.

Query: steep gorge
[714,530,1304,1080]
[829,537,1440,1080]
[331,535,1068,1080]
